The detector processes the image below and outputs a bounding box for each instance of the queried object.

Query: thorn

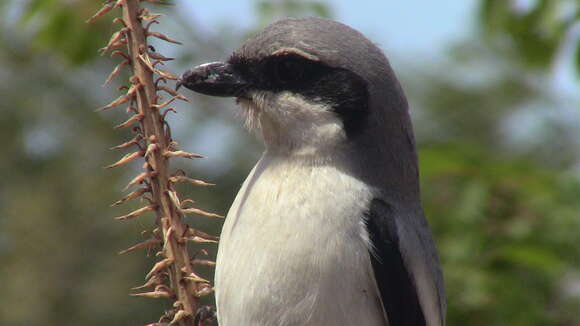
[146,258,174,280]
[148,51,174,61]
[183,272,209,283]
[151,60,166,70]
[124,171,153,190]
[163,150,204,159]
[156,69,179,80]
[144,20,159,32]
[110,134,142,150]
[181,207,224,219]
[147,31,182,45]
[138,53,156,72]
[174,94,188,101]
[111,17,127,27]
[151,97,176,110]
[186,236,218,244]
[109,40,128,50]
[180,199,196,207]
[169,176,215,187]
[192,259,216,267]
[169,310,190,325]
[140,13,164,21]
[111,188,148,206]
[131,276,160,290]
[102,60,129,86]
[162,226,174,252]
[159,311,172,324]
[131,126,143,135]
[188,228,220,242]
[138,44,148,54]
[129,74,141,85]
[166,190,181,208]
[155,76,168,88]
[126,82,142,96]
[130,290,170,299]
[151,95,187,110]
[114,113,144,129]
[99,28,129,55]
[96,93,132,112]
[195,285,214,298]
[115,204,157,221]
[168,140,179,150]
[126,105,138,114]
[163,123,173,142]
[110,50,130,60]
[85,1,115,24]
[172,169,186,177]
[119,238,161,254]
[144,143,159,158]
[161,108,177,120]
[105,151,143,169]
[151,58,166,69]
[157,85,179,97]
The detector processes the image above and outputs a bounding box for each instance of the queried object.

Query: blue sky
[179,1,479,62]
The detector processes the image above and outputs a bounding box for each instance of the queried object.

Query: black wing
[364,198,445,326]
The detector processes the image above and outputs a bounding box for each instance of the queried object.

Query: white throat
[238,90,347,159]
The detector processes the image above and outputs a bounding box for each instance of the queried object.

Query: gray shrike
[179,17,446,326]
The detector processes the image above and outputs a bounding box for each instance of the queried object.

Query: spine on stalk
[87,1,218,325]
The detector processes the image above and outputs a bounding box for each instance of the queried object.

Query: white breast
[214,152,386,326]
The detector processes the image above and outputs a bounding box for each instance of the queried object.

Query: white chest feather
[215,153,386,326]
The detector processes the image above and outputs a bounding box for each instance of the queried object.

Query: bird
[178,17,446,326]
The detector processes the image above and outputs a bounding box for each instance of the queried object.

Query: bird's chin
[235,95,262,133]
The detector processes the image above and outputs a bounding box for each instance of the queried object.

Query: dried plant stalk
[88,1,218,325]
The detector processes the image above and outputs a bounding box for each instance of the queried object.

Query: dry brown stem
[88,1,217,325]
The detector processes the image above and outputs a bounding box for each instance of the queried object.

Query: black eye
[274,58,305,84]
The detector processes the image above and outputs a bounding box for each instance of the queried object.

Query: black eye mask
[230,53,370,137]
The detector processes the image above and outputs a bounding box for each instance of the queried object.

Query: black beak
[176,61,247,97]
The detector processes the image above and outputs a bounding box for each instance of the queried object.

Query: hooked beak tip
[175,69,192,91]
[177,63,247,97]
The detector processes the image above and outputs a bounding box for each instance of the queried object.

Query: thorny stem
[89,1,218,325]
[121,2,202,322]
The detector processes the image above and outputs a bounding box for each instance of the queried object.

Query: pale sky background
[179,0,479,63]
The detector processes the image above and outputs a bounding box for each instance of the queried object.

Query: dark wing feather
[364,198,428,326]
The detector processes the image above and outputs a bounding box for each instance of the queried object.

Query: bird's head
[179,18,414,168]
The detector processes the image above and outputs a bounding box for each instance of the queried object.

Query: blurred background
[1,0,579,325]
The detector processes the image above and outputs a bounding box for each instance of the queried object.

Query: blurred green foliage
[480,0,580,73]
[15,0,110,65]
[421,145,580,325]
[0,0,578,325]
